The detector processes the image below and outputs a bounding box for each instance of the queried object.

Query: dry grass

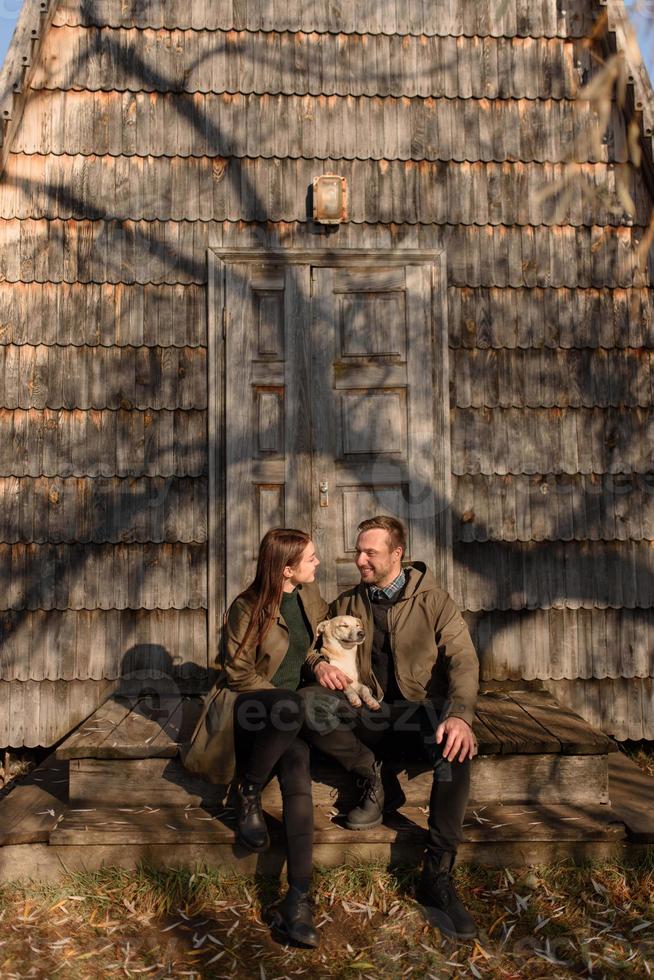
[0,856,653,979]
[620,742,654,780]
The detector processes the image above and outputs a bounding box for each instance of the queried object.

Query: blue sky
[0,2,652,91]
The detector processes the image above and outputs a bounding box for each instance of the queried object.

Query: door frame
[207,247,453,662]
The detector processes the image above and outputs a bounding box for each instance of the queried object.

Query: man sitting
[301,515,479,940]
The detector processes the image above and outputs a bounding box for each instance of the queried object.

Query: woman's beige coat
[182,581,328,785]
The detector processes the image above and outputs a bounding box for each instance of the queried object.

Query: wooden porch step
[56,688,616,761]
[56,686,616,809]
[3,751,654,880]
[49,801,626,849]
[68,752,610,807]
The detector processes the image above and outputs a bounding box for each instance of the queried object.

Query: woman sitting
[184,528,328,947]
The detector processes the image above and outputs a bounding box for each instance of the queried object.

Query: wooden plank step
[56,689,612,761]
[607,752,654,843]
[68,752,610,808]
[49,802,626,847]
[56,697,202,760]
[508,689,616,755]
[0,756,69,846]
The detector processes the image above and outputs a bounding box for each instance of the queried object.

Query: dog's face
[317,615,366,646]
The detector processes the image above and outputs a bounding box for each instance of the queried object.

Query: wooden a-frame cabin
[1,0,654,876]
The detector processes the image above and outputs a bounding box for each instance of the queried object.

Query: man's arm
[433,595,480,761]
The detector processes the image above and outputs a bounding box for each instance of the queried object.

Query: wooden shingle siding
[2,156,649,227]
[0,346,206,409]
[467,608,654,682]
[0,409,206,476]
[0,283,206,346]
[0,543,206,609]
[0,609,208,680]
[448,287,654,348]
[0,221,649,288]
[52,0,598,38]
[14,91,623,163]
[454,540,654,610]
[452,349,654,408]
[454,474,654,542]
[0,477,207,543]
[451,407,653,474]
[0,679,117,747]
[33,28,589,99]
[544,679,654,740]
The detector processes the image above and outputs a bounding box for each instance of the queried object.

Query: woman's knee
[269,690,305,733]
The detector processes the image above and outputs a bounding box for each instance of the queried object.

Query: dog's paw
[345,692,363,708]
[364,697,381,711]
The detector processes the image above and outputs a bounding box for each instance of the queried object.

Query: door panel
[311,264,438,597]
[224,262,311,602]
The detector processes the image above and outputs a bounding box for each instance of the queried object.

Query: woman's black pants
[233,688,313,888]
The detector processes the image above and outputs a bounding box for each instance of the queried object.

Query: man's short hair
[357,515,407,556]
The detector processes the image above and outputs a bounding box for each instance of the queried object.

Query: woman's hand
[315,661,352,691]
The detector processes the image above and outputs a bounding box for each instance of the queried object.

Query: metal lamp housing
[312,174,348,224]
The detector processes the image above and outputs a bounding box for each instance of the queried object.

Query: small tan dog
[316,616,381,710]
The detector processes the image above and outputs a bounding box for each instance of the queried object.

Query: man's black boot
[271,885,319,948]
[235,780,270,852]
[417,850,477,940]
[345,761,384,829]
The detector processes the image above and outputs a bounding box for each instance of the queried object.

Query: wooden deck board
[475,691,562,754]
[508,689,615,755]
[49,802,626,847]
[0,757,68,846]
[56,689,612,761]
[68,753,610,808]
[607,752,654,843]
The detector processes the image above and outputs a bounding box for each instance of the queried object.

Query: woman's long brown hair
[232,528,312,659]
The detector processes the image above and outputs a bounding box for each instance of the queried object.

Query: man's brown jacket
[309,563,479,727]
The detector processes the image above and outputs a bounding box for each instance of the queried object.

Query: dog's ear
[316,620,329,635]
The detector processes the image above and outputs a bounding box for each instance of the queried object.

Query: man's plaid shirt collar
[367,569,406,602]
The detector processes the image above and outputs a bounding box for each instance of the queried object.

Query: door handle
[319,480,329,507]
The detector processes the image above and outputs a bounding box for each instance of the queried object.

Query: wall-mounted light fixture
[312,174,348,224]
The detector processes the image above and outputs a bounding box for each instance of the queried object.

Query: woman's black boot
[271,885,319,948]
[235,780,270,852]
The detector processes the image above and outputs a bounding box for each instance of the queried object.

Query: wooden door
[310,264,438,597]
[215,250,446,613]
[223,261,312,601]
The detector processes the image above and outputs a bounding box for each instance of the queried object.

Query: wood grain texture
[454,474,654,542]
[0,409,207,476]
[33,28,590,99]
[0,221,648,288]
[453,539,654,610]
[451,407,654,474]
[68,752,610,807]
[0,282,206,346]
[544,678,654,741]
[469,607,654,683]
[0,608,208,681]
[0,542,207,609]
[5,156,646,226]
[14,91,616,163]
[0,678,118,746]
[0,345,206,409]
[51,0,599,37]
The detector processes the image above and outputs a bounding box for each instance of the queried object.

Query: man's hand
[435,716,477,763]
[315,661,352,691]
